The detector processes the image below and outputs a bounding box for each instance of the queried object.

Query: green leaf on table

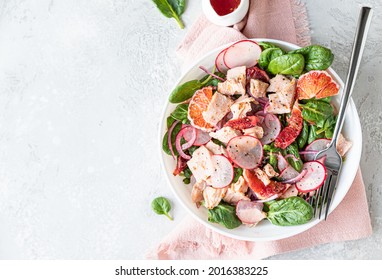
[151,197,173,220]
[151,0,185,29]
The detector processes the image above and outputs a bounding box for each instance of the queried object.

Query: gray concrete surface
[0,0,380,259]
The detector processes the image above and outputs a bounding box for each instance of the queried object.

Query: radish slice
[279,165,300,181]
[209,155,234,188]
[277,153,288,172]
[281,169,307,184]
[255,194,279,203]
[167,120,180,160]
[223,40,262,69]
[236,200,266,225]
[215,48,229,72]
[175,127,192,160]
[295,161,327,193]
[183,126,211,146]
[284,154,300,162]
[226,135,263,169]
[260,113,281,145]
[180,126,197,150]
[304,139,331,161]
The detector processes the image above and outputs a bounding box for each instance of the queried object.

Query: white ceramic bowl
[202,0,249,26]
[159,39,362,241]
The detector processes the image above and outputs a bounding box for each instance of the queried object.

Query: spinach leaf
[258,47,285,70]
[267,54,305,76]
[296,120,309,149]
[300,100,334,127]
[200,72,226,87]
[307,124,324,144]
[316,115,337,138]
[151,0,185,29]
[212,138,226,148]
[266,197,313,226]
[207,202,242,229]
[170,104,189,123]
[283,142,303,172]
[259,41,278,50]
[233,167,243,184]
[169,80,203,103]
[269,152,279,172]
[290,45,334,71]
[151,197,173,220]
[320,97,332,103]
[166,116,176,129]
[162,121,182,155]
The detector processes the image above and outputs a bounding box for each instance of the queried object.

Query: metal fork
[310,6,373,220]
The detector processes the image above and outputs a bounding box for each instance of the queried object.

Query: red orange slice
[297,70,339,100]
[188,87,214,131]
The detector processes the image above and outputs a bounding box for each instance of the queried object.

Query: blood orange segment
[297,70,339,100]
[188,87,214,132]
[274,104,303,149]
[243,169,286,200]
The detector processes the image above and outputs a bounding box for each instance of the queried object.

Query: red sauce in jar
[210,0,241,16]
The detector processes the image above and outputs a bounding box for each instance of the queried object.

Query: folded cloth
[177,0,311,70]
[147,0,372,260]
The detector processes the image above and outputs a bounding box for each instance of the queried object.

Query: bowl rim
[158,38,362,241]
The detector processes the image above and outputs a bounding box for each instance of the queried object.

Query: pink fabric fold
[148,0,372,260]
[148,170,372,259]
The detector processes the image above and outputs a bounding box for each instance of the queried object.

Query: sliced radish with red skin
[296,161,327,193]
[215,48,229,72]
[281,169,307,184]
[279,165,300,181]
[277,153,288,172]
[183,126,211,146]
[260,113,281,145]
[209,155,234,188]
[236,200,266,225]
[304,139,331,161]
[226,135,263,169]
[180,126,197,150]
[223,40,262,69]
[255,194,279,203]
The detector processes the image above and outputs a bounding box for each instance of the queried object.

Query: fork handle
[331,6,373,145]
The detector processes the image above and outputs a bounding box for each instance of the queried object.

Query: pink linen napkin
[147,0,372,260]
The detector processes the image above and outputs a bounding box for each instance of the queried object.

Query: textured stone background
[0,0,380,259]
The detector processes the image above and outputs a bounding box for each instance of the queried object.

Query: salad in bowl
[161,40,354,233]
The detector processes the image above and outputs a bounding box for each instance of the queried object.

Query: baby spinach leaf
[166,116,176,129]
[296,120,309,149]
[233,167,243,184]
[151,197,173,220]
[207,202,242,229]
[267,197,313,226]
[259,41,278,50]
[316,115,337,139]
[258,47,285,70]
[169,80,203,103]
[162,121,182,155]
[290,45,334,71]
[269,152,279,172]
[151,0,185,29]
[282,142,303,172]
[267,53,305,76]
[170,104,189,123]
[307,124,324,144]
[300,100,334,127]
[200,72,226,87]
